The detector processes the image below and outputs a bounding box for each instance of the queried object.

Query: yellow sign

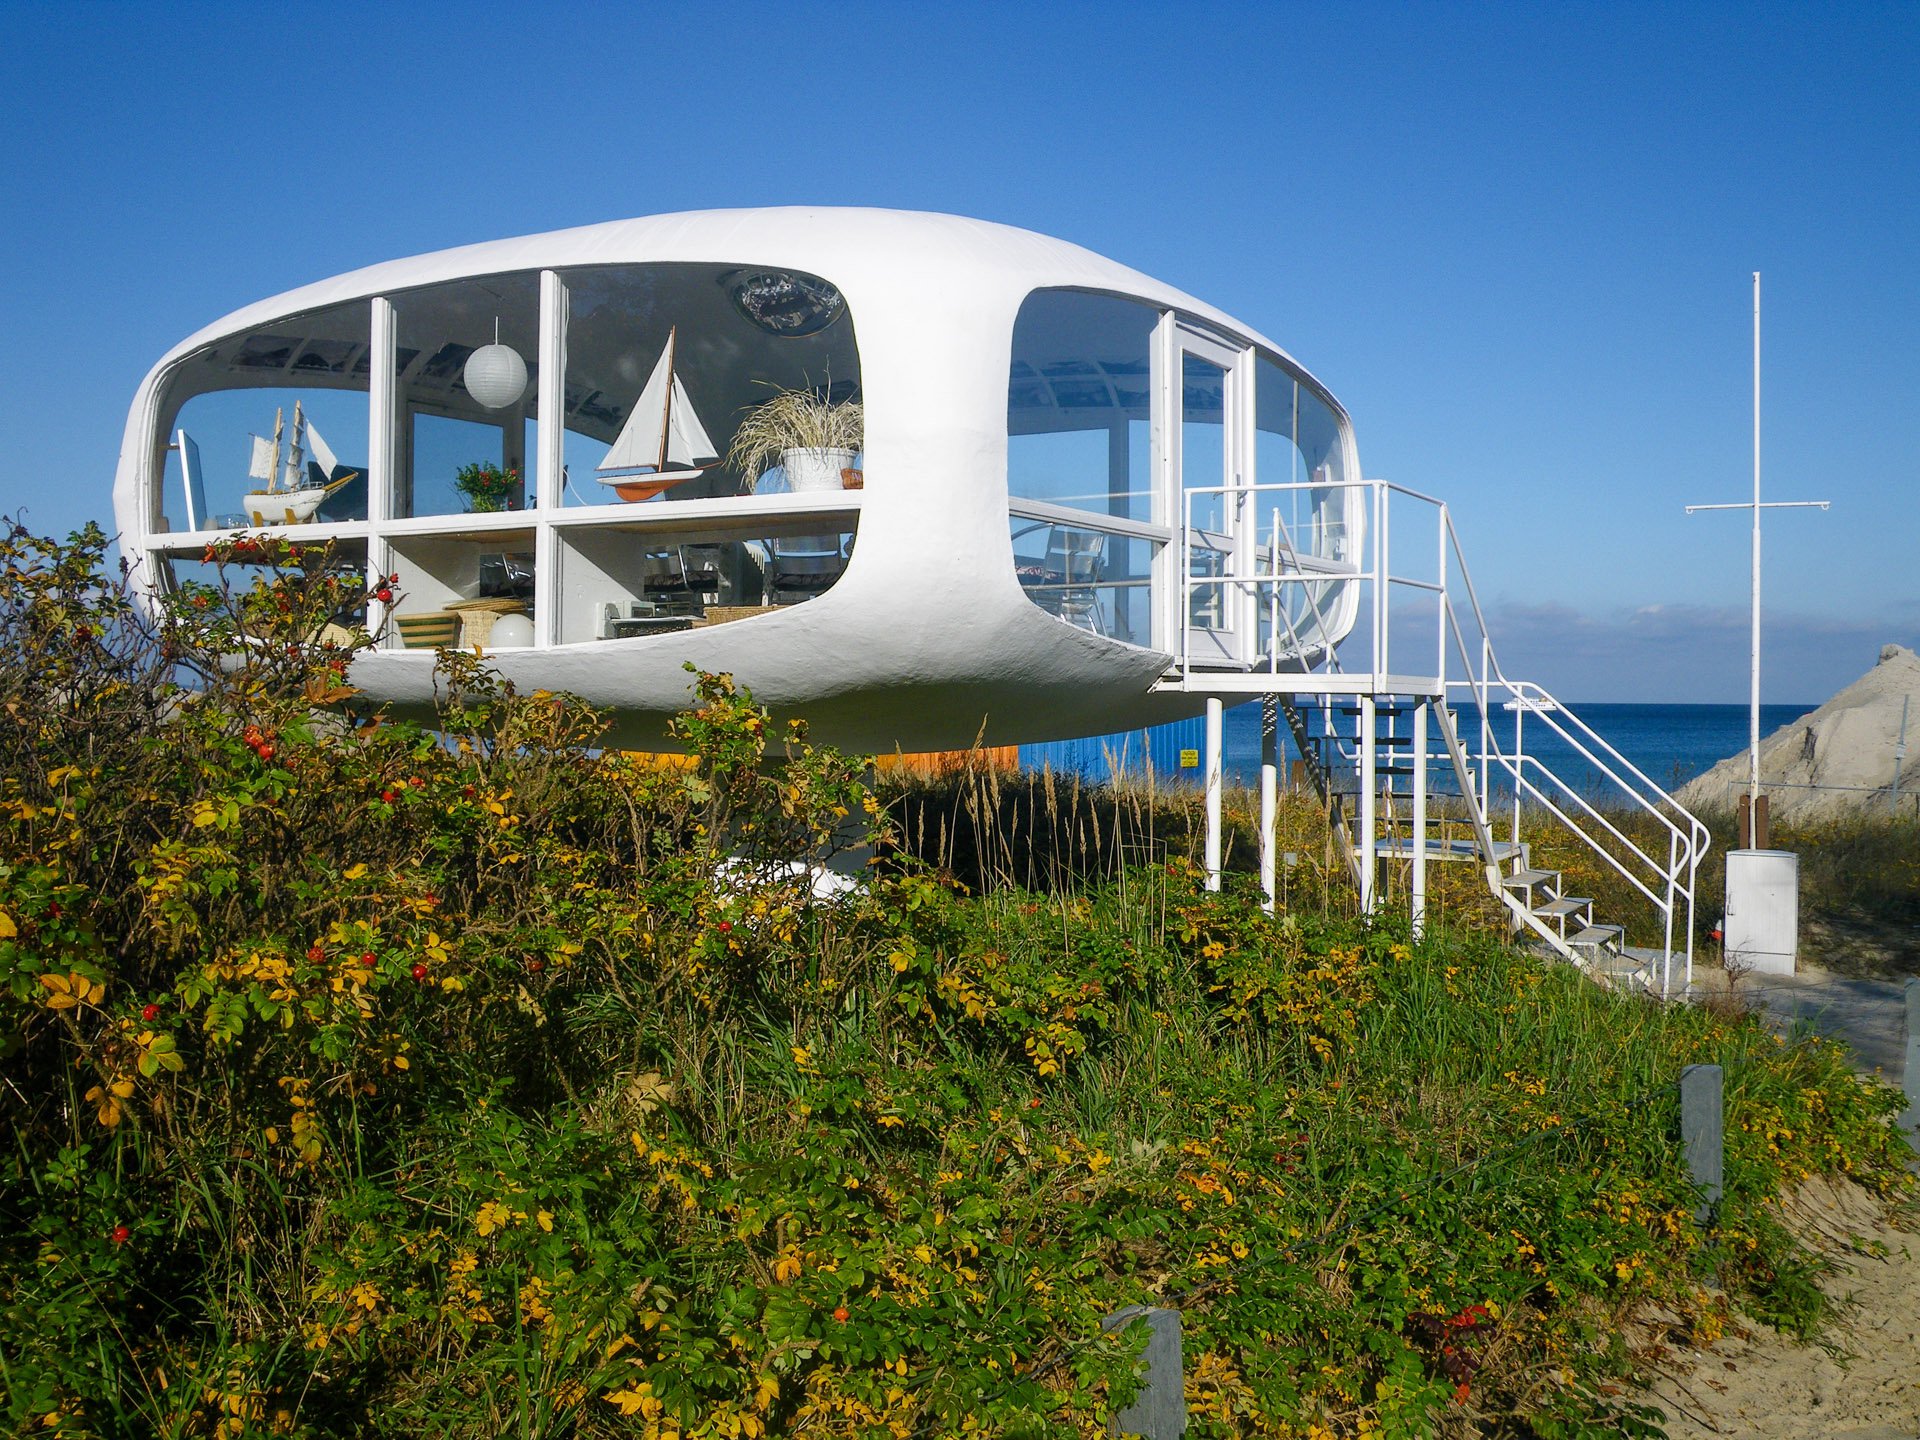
[1178,748,1200,768]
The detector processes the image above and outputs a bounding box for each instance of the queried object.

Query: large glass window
[151,262,867,648]
[392,272,541,518]
[1007,290,1162,648]
[1253,355,1358,653]
[1181,350,1232,631]
[558,264,860,506]
[1007,291,1156,522]
[157,300,373,531]
[553,524,854,644]
[1010,520,1152,646]
[1253,356,1352,562]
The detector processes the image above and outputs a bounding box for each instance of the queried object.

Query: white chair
[1043,526,1107,635]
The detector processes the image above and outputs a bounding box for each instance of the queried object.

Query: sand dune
[1676,645,1920,822]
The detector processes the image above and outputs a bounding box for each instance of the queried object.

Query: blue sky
[2,1,1914,702]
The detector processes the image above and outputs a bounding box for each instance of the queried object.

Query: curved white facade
[113,208,1363,751]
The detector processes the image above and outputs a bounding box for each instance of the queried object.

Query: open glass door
[1173,327,1251,664]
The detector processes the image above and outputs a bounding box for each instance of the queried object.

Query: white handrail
[1172,476,1710,994]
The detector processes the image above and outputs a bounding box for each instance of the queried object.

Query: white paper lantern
[464,333,528,410]
[487,613,535,649]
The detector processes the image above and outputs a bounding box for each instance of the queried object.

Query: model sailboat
[242,402,358,526]
[596,328,719,502]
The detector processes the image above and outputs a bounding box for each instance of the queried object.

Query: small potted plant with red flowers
[454,461,522,513]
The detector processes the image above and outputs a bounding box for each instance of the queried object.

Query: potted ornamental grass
[724,386,863,492]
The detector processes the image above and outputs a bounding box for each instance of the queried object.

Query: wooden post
[1681,1064,1724,1224]
[1102,1306,1184,1438]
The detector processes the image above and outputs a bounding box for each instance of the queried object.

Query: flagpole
[1685,273,1828,842]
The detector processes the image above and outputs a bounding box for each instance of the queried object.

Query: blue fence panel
[1017,703,1297,786]
[1017,714,1209,784]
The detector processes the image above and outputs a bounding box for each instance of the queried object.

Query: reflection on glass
[157,299,374,532]
[1181,353,1230,630]
[1011,519,1153,647]
[559,264,859,507]
[1181,352,1228,530]
[393,273,541,518]
[168,388,373,530]
[1251,356,1355,652]
[1007,291,1157,522]
[555,529,856,643]
[413,413,511,517]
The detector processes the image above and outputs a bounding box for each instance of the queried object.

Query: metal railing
[1175,479,1711,995]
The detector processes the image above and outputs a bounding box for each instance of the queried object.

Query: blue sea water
[1020,702,1818,797]
[1431,702,1818,797]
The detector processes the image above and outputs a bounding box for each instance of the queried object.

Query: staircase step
[1501,868,1559,892]
[1568,923,1625,951]
[1373,837,1502,862]
[1534,896,1591,919]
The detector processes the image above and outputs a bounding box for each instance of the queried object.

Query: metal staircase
[1158,478,1711,998]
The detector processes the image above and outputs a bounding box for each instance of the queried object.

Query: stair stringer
[1430,703,1586,966]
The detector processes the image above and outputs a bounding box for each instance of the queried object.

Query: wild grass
[1,523,1912,1439]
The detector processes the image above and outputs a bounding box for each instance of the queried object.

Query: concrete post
[1102,1306,1184,1438]
[1680,1064,1724,1224]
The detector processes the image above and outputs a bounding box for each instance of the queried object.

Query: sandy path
[1642,1178,1920,1438]
[1637,960,1920,1437]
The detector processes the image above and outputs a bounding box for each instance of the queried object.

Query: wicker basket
[699,605,779,627]
[445,598,529,647]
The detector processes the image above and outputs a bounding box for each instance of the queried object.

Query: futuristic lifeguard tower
[112,208,1706,992]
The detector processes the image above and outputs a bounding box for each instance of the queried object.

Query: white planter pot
[781,447,857,493]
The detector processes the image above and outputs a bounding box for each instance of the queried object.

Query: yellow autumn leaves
[84,1077,135,1127]
[474,1200,554,1237]
[36,970,103,1009]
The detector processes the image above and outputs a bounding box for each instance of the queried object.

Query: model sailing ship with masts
[243,402,358,526]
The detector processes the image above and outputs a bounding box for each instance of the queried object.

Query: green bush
[0,522,1910,1439]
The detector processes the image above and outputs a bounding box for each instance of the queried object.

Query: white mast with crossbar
[1685,272,1829,818]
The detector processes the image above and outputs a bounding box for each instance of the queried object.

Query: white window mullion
[367,296,398,640]
[534,270,568,646]
[1151,311,1177,654]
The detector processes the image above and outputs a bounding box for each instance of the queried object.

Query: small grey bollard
[1903,978,1920,1146]
[1101,1305,1185,1438]
[1680,1064,1724,1224]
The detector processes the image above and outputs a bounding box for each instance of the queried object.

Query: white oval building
[112,205,1713,988]
[113,207,1363,751]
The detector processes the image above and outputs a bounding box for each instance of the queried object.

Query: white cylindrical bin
[1724,848,1798,975]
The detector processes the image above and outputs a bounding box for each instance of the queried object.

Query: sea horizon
[1020,699,1823,794]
